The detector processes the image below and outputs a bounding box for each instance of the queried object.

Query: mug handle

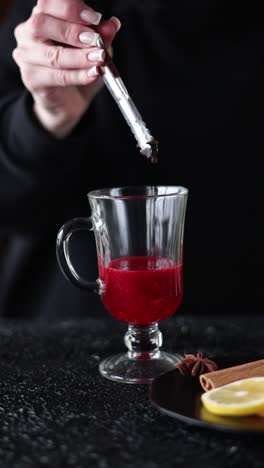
[56,217,98,292]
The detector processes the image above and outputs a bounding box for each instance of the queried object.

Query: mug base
[99,350,183,384]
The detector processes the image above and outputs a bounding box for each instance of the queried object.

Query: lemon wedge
[201,377,264,417]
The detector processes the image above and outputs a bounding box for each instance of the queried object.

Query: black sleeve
[0,0,98,233]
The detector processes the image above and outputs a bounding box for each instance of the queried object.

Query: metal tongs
[97,36,159,163]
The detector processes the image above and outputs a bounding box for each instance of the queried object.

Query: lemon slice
[201,377,264,417]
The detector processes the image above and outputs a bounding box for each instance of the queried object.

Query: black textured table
[1,314,263,468]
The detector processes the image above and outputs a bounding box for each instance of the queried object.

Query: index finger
[36,0,102,26]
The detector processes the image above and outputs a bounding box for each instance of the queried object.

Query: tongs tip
[140,139,159,164]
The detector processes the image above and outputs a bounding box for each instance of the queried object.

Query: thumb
[97,16,121,50]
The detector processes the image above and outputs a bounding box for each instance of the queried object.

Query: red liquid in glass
[100,256,183,326]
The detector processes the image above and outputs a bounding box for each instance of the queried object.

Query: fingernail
[110,16,121,32]
[88,49,105,62]
[79,31,99,46]
[87,66,99,77]
[80,10,102,26]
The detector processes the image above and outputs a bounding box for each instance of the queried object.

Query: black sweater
[0,0,264,319]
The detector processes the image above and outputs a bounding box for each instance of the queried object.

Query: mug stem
[124,323,163,359]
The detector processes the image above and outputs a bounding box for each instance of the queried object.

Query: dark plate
[150,356,264,433]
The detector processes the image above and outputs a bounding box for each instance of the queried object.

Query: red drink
[100,256,183,325]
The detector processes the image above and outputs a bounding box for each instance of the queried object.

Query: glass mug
[56,185,188,384]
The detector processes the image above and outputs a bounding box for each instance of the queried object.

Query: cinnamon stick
[199,358,264,392]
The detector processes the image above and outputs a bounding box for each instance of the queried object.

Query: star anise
[176,352,218,377]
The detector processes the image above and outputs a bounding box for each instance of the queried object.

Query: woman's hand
[12,0,121,138]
